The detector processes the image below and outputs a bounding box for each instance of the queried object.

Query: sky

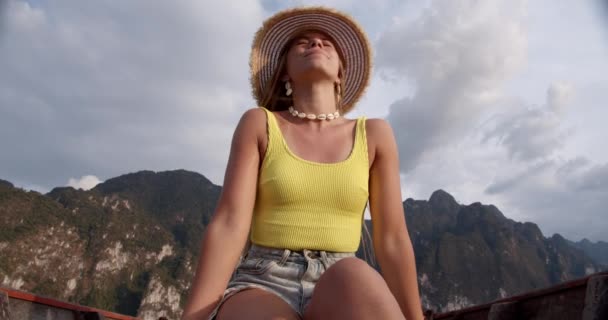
[1,0,607,242]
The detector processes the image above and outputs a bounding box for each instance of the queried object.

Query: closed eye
[293,36,308,43]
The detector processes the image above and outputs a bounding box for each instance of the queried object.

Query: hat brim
[250,6,372,114]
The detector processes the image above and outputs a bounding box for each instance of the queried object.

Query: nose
[309,38,323,48]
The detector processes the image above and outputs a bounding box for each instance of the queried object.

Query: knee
[320,257,384,289]
[326,257,373,273]
[305,258,402,319]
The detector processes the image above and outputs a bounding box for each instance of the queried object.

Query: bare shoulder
[239,107,267,125]
[364,118,396,166]
[365,118,394,137]
[236,107,267,139]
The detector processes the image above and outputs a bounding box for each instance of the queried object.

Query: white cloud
[485,158,608,242]
[481,83,574,162]
[67,175,102,190]
[1,0,607,243]
[376,0,528,172]
[0,0,264,188]
[547,82,575,114]
[376,0,608,242]
[3,0,45,31]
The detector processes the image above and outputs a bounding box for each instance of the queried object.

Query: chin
[295,64,338,79]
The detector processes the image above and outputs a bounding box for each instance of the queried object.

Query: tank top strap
[354,115,369,165]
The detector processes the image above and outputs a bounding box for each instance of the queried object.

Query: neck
[291,81,337,115]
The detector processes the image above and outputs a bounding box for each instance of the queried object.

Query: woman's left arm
[368,119,424,320]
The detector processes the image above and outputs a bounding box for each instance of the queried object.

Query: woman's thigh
[216,288,301,320]
[303,257,404,320]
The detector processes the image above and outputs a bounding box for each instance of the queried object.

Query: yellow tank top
[250,107,369,252]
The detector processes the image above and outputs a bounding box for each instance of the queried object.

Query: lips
[304,48,327,57]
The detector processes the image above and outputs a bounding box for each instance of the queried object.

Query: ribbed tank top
[250,107,369,252]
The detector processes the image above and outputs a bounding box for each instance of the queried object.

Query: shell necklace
[288,106,340,121]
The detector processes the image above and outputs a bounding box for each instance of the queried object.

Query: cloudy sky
[1,0,607,242]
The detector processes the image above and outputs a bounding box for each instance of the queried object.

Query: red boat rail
[425,271,608,320]
[0,286,138,320]
[1,271,606,319]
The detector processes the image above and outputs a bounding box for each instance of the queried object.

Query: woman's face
[284,31,342,84]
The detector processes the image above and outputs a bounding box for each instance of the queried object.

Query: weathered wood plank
[0,291,10,320]
[582,275,608,320]
[75,311,107,320]
[9,298,75,320]
[519,290,585,320]
[488,301,518,320]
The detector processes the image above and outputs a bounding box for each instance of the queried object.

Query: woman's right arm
[181,108,265,320]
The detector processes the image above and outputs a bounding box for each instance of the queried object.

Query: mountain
[405,190,604,311]
[0,171,605,318]
[0,179,13,188]
[1,170,221,320]
[361,189,605,311]
[568,238,608,266]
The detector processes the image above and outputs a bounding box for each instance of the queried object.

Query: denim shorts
[207,243,356,319]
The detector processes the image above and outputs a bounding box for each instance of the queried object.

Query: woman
[182,7,424,320]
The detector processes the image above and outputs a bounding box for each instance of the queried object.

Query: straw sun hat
[249,6,372,114]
